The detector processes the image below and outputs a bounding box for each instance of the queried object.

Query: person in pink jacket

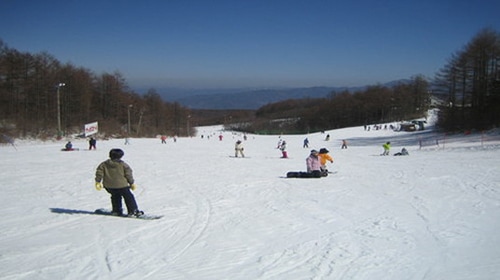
[306,150,322,177]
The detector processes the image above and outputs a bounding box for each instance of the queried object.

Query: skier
[161,135,167,144]
[89,137,97,150]
[303,138,309,148]
[279,140,288,158]
[341,139,348,149]
[235,140,245,157]
[94,148,143,217]
[382,142,391,156]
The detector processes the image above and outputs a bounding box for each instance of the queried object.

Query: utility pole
[127,104,133,136]
[56,83,65,137]
[137,108,144,136]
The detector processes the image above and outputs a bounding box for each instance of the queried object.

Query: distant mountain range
[151,80,410,110]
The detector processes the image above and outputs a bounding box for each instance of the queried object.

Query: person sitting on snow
[63,141,73,151]
[306,150,322,178]
[318,148,333,175]
[394,147,409,156]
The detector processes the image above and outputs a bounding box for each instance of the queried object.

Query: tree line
[434,28,500,130]
[2,27,498,139]
[0,40,192,139]
[230,76,430,134]
[231,28,500,134]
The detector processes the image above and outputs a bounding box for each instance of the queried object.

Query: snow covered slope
[1,120,500,279]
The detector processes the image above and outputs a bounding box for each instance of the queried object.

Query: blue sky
[1,0,499,91]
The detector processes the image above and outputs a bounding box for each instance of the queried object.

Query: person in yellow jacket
[318,148,334,174]
[382,141,391,156]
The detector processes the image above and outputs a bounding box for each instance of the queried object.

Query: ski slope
[1,114,500,280]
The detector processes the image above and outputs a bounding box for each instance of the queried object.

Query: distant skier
[279,140,288,158]
[341,139,348,149]
[94,148,144,217]
[303,138,309,148]
[235,140,245,157]
[382,142,391,156]
[89,137,97,150]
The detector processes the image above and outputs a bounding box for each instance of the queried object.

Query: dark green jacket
[95,159,134,189]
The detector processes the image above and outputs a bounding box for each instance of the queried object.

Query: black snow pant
[286,170,323,178]
[105,187,138,215]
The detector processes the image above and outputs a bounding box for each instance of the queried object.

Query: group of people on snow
[285,136,409,178]
[89,131,409,216]
[381,142,409,156]
[62,137,97,151]
[287,148,334,178]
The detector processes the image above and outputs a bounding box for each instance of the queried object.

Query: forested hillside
[434,28,500,130]
[0,40,192,139]
[229,28,500,134]
[1,28,499,139]
[228,76,430,134]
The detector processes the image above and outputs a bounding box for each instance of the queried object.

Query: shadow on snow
[49,207,96,215]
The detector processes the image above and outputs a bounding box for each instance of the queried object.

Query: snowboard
[286,171,323,178]
[286,171,336,178]
[94,208,163,220]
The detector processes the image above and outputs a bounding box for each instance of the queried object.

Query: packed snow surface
[1,117,500,279]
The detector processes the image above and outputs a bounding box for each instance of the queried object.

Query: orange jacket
[319,153,333,165]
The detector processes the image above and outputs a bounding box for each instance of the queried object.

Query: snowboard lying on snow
[94,208,163,220]
[286,170,337,178]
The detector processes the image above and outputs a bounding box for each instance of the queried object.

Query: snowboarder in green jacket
[382,142,391,156]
